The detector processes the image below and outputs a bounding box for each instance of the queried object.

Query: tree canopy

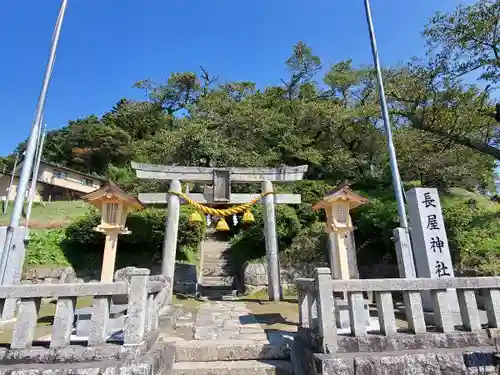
[4,2,500,193]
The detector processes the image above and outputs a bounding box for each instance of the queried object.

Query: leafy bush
[230,204,301,268]
[61,205,205,273]
[280,221,329,267]
[443,197,500,275]
[289,181,334,226]
[352,195,399,266]
[25,229,71,266]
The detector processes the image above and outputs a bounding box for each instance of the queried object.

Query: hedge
[26,206,205,274]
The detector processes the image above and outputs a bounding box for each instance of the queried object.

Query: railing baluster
[88,296,110,346]
[431,290,454,332]
[314,267,337,353]
[298,289,310,328]
[403,291,426,334]
[124,269,149,345]
[307,292,318,329]
[376,291,397,335]
[457,289,481,331]
[152,292,162,331]
[144,292,156,336]
[50,297,76,348]
[485,289,500,328]
[348,292,366,336]
[11,298,41,349]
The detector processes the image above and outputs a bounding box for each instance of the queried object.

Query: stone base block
[313,347,497,375]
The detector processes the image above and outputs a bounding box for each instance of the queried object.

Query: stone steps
[202,262,230,267]
[203,250,231,257]
[172,359,293,375]
[200,288,238,299]
[203,251,231,256]
[174,339,290,361]
[203,243,231,250]
[200,233,236,298]
[203,269,231,277]
[202,276,234,287]
[203,257,232,263]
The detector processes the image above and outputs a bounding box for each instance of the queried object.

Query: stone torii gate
[131,162,308,301]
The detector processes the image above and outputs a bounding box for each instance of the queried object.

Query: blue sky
[0,0,473,156]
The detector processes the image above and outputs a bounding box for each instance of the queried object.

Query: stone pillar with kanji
[407,188,460,316]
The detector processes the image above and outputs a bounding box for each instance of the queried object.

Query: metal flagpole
[363,0,408,229]
[362,0,417,277]
[25,123,47,230]
[3,153,20,215]
[0,0,68,284]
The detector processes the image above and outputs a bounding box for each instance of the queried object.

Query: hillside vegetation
[7,1,500,275]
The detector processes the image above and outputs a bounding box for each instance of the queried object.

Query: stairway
[199,231,237,299]
[171,339,293,375]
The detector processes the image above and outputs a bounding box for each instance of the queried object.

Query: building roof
[12,160,107,182]
[312,185,369,211]
[81,181,144,210]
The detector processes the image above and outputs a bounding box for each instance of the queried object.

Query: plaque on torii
[131,162,308,302]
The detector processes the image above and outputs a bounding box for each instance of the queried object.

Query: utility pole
[362,0,416,277]
[0,0,68,284]
[25,124,47,230]
[3,153,20,215]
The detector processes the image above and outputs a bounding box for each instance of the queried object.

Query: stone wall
[23,262,392,287]
[22,262,197,292]
[21,266,79,284]
[150,263,198,295]
[243,262,328,288]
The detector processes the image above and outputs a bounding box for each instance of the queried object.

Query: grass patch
[0,201,90,228]
[172,294,202,311]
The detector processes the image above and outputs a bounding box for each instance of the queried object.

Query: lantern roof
[312,185,369,211]
[81,180,145,210]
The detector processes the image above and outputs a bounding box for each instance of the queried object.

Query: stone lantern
[81,181,144,282]
[313,186,368,281]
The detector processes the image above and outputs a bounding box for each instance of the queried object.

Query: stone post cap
[315,267,332,276]
[170,179,182,190]
[114,267,150,281]
[127,268,150,276]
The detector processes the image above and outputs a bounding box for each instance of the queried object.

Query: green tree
[41,115,132,175]
[102,99,169,140]
[413,1,500,161]
[424,0,500,82]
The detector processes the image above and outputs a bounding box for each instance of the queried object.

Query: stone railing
[296,267,500,353]
[0,268,169,362]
